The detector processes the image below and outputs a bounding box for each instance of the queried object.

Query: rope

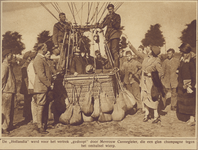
[89,2,100,25]
[51,2,60,14]
[115,2,124,12]
[86,2,93,24]
[55,2,62,12]
[68,2,77,25]
[69,2,85,23]
[97,2,109,23]
[73,2,81,25]
[40,2,59,21]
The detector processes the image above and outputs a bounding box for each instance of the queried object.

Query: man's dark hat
[107,4,114,9]
[151,46,161,56]
[179,43,192,54]
[2,49,12,58]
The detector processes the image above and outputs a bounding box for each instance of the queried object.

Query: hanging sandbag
[70,86,83,125]
[98,112,112,122]
[70,103,83,125]
[59,103,73,125]
[123,88,136,106]
[117,91,127,112]
[122,89,135,110]
[100,91,114,113]
[112,94,125,121]
[91,95,100,118]
[81,82,94,116]
[82,113,94,122]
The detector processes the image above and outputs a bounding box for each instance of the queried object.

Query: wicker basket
[63,73,117,107]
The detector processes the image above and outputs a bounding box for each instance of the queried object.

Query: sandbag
[59,104,73,125]
[122,90,134,110]
[81,91,94,116]
[91,95,100,118]
[82,113,94,122]
[123,88,136,106]
[117,92,127,112]
[112,94,125,121]
[70,103,83,125]
[98,112,112,122]
[100,91,114,113]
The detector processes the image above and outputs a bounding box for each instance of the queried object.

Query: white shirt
[27,60,35,89]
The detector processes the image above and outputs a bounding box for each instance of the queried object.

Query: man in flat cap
[96,4,122,68]
[2,49,16,134]
[53,12,72,71]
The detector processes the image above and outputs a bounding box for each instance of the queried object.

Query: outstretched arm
[128,41,147,59]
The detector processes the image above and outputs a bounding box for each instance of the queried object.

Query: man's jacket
[99,12,122,41]
[2,59,16,93]
[52,21,71,46]
[70,55,86,74]
[33,54,52,93]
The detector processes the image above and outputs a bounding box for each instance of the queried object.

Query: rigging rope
[51,2,60,14]
[86,2,93,24]
[68,2,77,25]
[89,2,100,25]
[40,2,59,21]
[73,2,81,25]
[55,2,62,12]
[115,2,124,12]
[97,2,110,23]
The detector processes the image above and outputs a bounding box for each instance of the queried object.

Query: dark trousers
[23,94,32,121]
[2,93,15,130]
[108,38,120,68]
[162,88,177,108]
[125,82,142,109]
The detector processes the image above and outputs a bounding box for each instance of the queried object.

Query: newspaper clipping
[1,0,197,149]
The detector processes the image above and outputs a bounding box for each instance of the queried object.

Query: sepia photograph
[1,0,197,149]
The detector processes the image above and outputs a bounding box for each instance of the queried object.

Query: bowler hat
[151,46,160,56]
[2,49,12,58]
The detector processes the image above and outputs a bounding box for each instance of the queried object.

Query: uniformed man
[52,12,72,71]
[97,4,122,68]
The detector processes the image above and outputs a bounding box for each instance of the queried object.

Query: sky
[1,1,197,56]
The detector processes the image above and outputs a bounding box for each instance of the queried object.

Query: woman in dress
[176,43,196,125]
[128,42,164,123]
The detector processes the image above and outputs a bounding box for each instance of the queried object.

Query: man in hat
[161,48,180,111]
[53,12,72,71]
[96,4,122,68]
[2,49,16,134]
[95,50,109,69]
[33,43,53,133]
[120,50,143,113]
[70,47,87,76]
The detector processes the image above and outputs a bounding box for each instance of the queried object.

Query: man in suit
[33,43,53,133]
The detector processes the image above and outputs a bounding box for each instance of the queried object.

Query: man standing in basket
[52,12,72,71]
[97,4,122,68]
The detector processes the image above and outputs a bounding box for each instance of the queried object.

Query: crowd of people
[2,3,196,135]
